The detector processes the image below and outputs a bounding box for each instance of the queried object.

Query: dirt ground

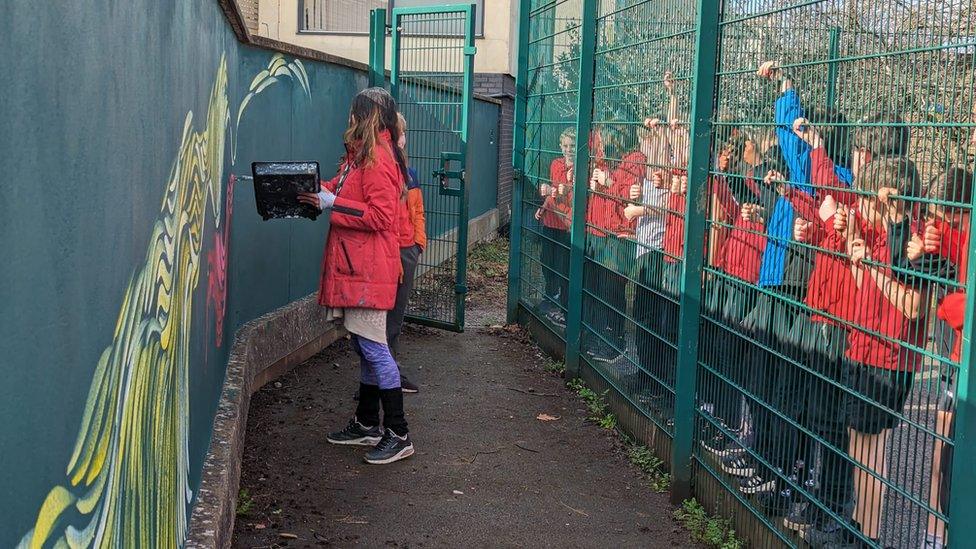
[232,238,693,548]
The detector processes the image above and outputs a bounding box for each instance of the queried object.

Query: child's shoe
[364,428,415,464]
[327,418,382,446]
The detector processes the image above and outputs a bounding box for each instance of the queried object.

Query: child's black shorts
[845,361,914,434]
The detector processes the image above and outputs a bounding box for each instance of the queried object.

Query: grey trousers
[386,244,421,360]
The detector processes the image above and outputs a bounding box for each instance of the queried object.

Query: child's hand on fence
[819,195,839,222]
[849,237,870,265]
[833,207,849,237]
[624,204,644,221]
[756,61,781,80]
[794,218,813,242]
[644,117,662,130]
[764,170,786,194]
[741,203,764,224]
[558,183,566,196]
[629,183,641,200]
[663,71,675,93]
[878,186,905,222]
[923,220,941,253]
[679,174,688,195]
[534,208,543,221]
[907,233,925,262]
[566,168,574,184]
[717,146,733,172]
[591,168,608,188]
[792,117,824,149]
[651,170,667,189]
[540,183,552,197]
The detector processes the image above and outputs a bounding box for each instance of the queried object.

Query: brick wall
[473,73,515,226]
[238,0,259,33]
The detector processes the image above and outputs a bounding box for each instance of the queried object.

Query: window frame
[297,0,485,37]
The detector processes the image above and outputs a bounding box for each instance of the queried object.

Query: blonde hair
[397,112,407,134]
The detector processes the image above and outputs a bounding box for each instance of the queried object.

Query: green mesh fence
[509,0,976,547]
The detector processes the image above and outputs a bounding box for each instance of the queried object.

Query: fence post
[825,26,841,108]
[368,9,387,88]
[506,0,531,323]
[947,205,976,537]
[563,0,599,378]
[669,0,721,504]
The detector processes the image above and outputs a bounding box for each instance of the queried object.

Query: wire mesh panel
[695,2,976,547]
[509,0,976,547]
[580,0,699,445]
[392,5,475,331]
[514,0,585,340]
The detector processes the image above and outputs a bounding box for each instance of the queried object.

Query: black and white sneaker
[721,456,755,478]
[327,418,382,446]
[783,502,816,532]
[364,429,415,464]
[546,309,567,328]
[401,375,420,394]
[739,474,776,495]
[714,441,747,459]
[700,432,727,455]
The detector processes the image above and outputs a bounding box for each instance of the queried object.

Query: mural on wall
[18,53,310,549]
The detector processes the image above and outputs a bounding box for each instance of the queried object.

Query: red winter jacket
[318,130,404,310]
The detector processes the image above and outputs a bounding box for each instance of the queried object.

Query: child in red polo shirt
[583,132,644,363]
[914,168,973,549]
[840,156,924,545]
[535,127,576,327]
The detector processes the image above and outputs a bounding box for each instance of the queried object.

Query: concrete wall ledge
[186,294,346,548]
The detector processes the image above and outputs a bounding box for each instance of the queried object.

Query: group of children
[531,63,973,548]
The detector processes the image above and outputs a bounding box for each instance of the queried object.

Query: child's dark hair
[928,167,974,205]
[808,108,851,169]
[857,156,921,197]
[853,113,910,157]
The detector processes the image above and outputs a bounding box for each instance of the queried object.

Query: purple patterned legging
[351,335,401,389]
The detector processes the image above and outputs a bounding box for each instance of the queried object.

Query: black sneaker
[721,455,755,478]
[739,474,776,495]
[401,375,419,394]
[783,502,816,532]
[364,428,415,464]
[327,418,382,446]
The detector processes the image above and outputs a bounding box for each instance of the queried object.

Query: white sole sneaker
[364,444,415,465]
[327,436,382,446]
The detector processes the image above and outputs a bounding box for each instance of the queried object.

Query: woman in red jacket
[299,87,414,465]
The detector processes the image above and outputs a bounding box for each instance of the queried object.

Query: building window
[300,0,485,36]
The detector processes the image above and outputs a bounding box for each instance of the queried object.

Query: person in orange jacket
[386,112,427,393]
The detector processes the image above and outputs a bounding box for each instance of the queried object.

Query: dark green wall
[0,1,498,545]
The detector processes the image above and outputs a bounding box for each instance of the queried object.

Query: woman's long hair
[344,87,410,186]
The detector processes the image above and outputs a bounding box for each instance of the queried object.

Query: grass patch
[673,499,743,549]
[236,488,254,517]
[627,445,671,493]
[567,378,617,430]
[468,238,509,279]
[543,358,566,375]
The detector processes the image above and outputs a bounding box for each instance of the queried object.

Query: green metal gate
[385,4,477,332]
[509,0,976,547]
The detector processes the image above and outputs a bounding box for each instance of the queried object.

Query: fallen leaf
[452,490,465,495]
[280,533,299,539]
[254,523,266,530]
[536,413,560,421]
